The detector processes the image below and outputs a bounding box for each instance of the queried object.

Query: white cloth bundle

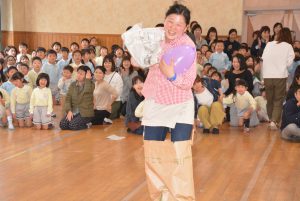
[121,24,165,68]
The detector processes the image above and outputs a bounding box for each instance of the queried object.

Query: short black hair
[72,50,81,57]
[36,73,50,87]
[19,62,29,69]
[61,47,70,53]
[81,48,91,56]
[235,79,248,88]
[46,49,57,56]
[165,2,191,25]
[63,65,74,73]
[208,66,217,73]
[211,71,222,79]
[228,28,237,35]
[6,66,18,74]
[114,46,124,55]
[89,37,97,43]
[81,38,90,43]
[36,47,46,53]
[19,42,28,48]
[88,45,96,52]
[111,44,120,54]
[239,46,248,52]
[204,63,212,68]
[77,65,90,74]
[241,43,249,49]
[95,66,106,74]
[215,40,224,45]
[100,46,108,51]
[20,55,29,61]
[205,50,213,55]
[70,42,79,48]
[52,42,62,48]
[155,23,164,28]
[294,85,300,94]
[6,55,16,62]
[11,71,24,81]
[32,56,42,63]
[132,75,144,86]
[260,26,271,34]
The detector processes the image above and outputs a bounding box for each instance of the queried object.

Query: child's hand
[46,114,51,117]
[66,111,73,121]
[12,114,16,119]
[30,114,33,119]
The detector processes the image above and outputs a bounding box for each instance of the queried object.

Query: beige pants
[144,140,195,201]
[198,101,225,129]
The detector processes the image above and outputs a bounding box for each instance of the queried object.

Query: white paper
[121,23,165,68]
[106,134,126,141]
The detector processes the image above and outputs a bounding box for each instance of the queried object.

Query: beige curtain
[292,11,300,40]
[248,11,285,32]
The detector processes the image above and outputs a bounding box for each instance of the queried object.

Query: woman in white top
[262,27,295,129]
[103,55,123,119]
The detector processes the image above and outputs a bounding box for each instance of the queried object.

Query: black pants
[60,113,92,130]
[120,101,127,116]
[92,110,111,125]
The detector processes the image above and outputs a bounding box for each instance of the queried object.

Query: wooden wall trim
[1,31,241,52]
[1,31,123,52]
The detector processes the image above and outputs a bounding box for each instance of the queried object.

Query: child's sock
[7,116,14,129]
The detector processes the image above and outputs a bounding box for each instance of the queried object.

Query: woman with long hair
[262,27,295,130]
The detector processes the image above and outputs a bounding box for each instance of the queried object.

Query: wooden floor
[0,105,300,201]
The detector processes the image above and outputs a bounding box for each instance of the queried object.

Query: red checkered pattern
[142,34,197,105]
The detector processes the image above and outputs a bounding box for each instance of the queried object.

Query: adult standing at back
[262,27,295,130]
[224,28,241,60]
[251,26,271,58]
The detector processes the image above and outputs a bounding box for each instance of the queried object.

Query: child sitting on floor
[222,79,256,133]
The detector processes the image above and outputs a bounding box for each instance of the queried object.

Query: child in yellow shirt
[10,72,32,127]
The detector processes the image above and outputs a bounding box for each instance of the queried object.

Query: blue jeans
[144,123,193,142]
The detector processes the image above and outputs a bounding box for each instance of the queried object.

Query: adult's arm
[64,83,73,113]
